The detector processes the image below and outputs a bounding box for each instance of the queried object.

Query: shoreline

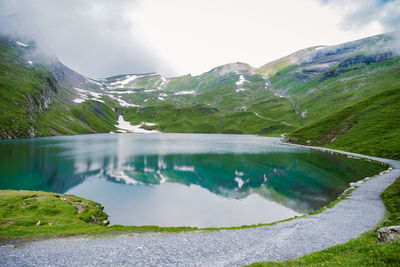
[1,138,399,266]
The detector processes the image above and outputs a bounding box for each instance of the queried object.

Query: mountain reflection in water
[0,133,385,227]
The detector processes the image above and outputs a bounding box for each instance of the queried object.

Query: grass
[35,94,117,137]
[123,104,293,135]
[288,87,400,160]
[0,38,59,138]
[2,32,400,142]
[0,179,359,241]
[0,190,196,241]
[0,189,332,242]
[248,176,400,266]
[0,36,117,139]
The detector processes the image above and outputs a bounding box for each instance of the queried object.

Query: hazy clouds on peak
[1,1,398,78]
[0,0,173,78]
[321,0,400,32]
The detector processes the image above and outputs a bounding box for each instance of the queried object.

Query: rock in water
[377,226,400,242]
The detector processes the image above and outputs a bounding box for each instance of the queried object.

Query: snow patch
[141,122,156,126]
[16,41,29,47]
[280,121,292,126]
[235,74,249,93]
[235,74,248,86]
[157,76,168,90]
[235,177,244,188]
[157,170,168,183]
[73,88,105,103]
[174,90,196,95]
[110,75,139,87]
[274,92,285,98]
[300,109,308,118]
[74,87,87,93]
[106,94,139,107]
[107,170,139,185]
[110,90,136,94]
[173,165,195,172]
[89,92,102,98]
[235,170,244,176]
[115,115,158,133]
[73,98,86,104]
[89,92,105,103]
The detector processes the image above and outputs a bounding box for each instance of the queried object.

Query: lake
[0,133,385,227]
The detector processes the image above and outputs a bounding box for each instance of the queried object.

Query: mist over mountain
[0,1,172,78]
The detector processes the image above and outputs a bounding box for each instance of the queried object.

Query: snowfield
[115,115,158,133]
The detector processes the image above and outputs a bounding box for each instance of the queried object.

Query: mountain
[0,35,118,138]
[0,30,399,158]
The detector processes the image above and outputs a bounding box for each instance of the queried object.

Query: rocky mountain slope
[0,36,118,138]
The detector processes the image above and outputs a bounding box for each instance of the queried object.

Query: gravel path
[1,147,399,267]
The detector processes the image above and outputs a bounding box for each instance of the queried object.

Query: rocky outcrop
[25,76,59,138]
[319,52,394,82]
[338,52,394,68]
[377,226,400,243]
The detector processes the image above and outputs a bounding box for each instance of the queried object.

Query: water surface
[0,133,385,227]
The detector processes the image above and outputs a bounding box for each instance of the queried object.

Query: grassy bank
[0,189,310,242]
[249,176,400,266]
[0,190,196,242]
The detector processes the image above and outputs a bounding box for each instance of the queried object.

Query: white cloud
[1,0,392,77]
[322,0,400,32]
[0,0,171,78]
[129,0,384,76]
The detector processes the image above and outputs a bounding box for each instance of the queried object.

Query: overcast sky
[0,0,399,78]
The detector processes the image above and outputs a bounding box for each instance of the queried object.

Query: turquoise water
[0,133,385,227]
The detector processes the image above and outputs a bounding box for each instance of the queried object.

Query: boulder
[377,226,400,243]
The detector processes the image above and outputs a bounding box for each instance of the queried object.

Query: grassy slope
[123,104,294,135]
[0,39,58,138]
[0,37,117,138]
[249,176,400,267]
[294,57,400,124]
[288,87,400,160]
[35,93,118,137]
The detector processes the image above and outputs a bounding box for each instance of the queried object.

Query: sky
[0,0,399,78]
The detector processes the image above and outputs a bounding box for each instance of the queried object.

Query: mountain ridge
[0,30,399,158]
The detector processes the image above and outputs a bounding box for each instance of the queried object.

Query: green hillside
[0,36,117,138]
[287,87,400,160]
[0,31,399,160]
